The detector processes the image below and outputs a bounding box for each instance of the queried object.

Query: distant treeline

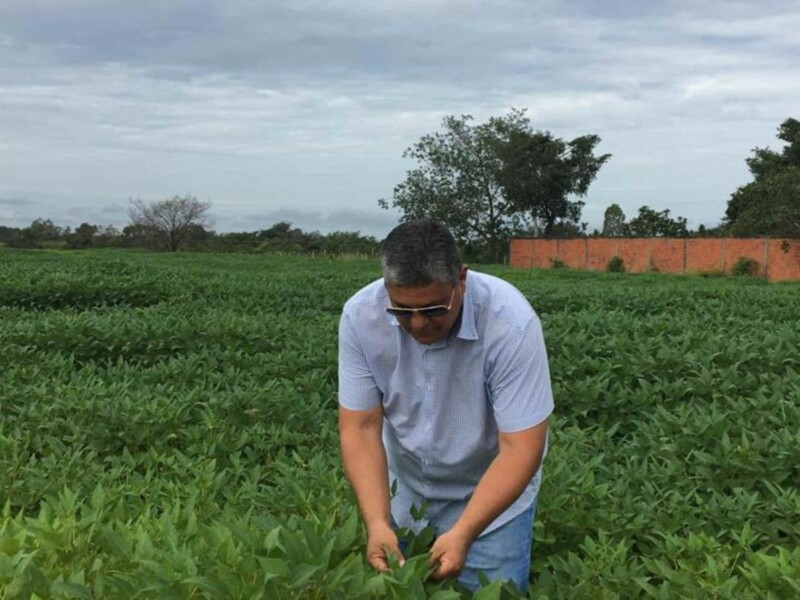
[1,213,736,259]
[0,220,381,256]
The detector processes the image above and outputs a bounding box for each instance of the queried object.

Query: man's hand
[366,522,405,572]
[427,527,472,582]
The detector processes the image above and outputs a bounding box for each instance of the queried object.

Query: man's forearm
[451,422,547,543]
[340,431,392,532]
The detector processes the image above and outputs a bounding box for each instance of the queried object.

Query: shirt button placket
[422,348,433,496]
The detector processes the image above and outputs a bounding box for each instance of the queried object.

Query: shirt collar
[455,274,479,341]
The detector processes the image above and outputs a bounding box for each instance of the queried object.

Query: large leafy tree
[379,113,520,261]
[379,109,610,259]
[728,168,800,237]
[726,118,800,237]
[495,110,611,236]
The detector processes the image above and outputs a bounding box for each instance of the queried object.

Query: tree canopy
[628,206,689,237]
[379,109,610,259]
[494,111,610,236]
[726,117,800,237]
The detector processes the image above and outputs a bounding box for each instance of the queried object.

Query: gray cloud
[0,0,798,235]
[219,206,401,237]
[0,196,34,206]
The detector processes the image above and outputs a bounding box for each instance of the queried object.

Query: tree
[728,168,800,237]
[0,225,21,244]
[379,113,520,261]
[121,223,160,249]
[628,206,689,237]
[66,223,99,249]
[726,118,800,237]
[128,194,212,251]
[602,204,626,236]
[6,218,67,248]
[379,109,610,261]
[495,110,611,236]
[27,218,66,241]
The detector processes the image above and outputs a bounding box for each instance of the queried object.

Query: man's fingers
[370,543,406,571]
[428,560,456,582]
[380,543,406,567]
[369,556,389,572]
[428,541,445,563]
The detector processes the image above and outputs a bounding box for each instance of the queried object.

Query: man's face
[386,267,467,345]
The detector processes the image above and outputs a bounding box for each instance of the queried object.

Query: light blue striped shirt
[338,270,554,536]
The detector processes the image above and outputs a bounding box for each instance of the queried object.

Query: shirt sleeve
[486,315,554,432]
[338,309,382,411]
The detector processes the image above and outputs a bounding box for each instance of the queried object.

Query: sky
[1,0,798,238]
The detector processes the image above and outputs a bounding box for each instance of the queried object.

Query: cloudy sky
[1,0,798,237]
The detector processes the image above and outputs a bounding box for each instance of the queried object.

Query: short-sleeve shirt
[338,270,554,536]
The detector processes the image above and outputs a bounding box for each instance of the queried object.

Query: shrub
[699,269,727,278]
[607,256,625,273]
[550,257,567,269]
[731,256,760,277]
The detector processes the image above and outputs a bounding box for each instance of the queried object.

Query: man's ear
[458,265,468,293]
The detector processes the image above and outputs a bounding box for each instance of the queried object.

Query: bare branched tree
[128,194,213,251]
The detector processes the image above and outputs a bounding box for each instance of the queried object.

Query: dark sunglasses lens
[420,307,448,317]
[385,306,448,318]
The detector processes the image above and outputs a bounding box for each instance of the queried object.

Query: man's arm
[428,418,548,581]
[339,404,405,571]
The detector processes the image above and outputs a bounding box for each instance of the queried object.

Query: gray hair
[381,219,462,286]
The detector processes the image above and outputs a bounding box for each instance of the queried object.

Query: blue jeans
[395,502,535,593]
[457,502,535,593]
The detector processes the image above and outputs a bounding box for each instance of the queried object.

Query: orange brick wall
[617,239,651,272]
[558,240,586,269]
[767,239,800,282]
[724,239,767,276]
[587,239,618,270]
[650,239,684,273]
[686,239,725,273]
[509,238,800,282]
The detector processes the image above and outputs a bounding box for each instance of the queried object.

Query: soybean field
[1,249,799,599]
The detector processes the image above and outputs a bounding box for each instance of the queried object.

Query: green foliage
[5,219,68,249]
[1,250,800,597]
[628,206,689,237]
[606,255,625,272]
[0,225,21,244]
[549,257,567,269]
[731,256,761,277]
[698,268,728,278]
[728,168,800,238]
[3,219,381,256]
[601,204,626,237]
[494,109,610,236]
[378,112,521,262]
[726,117,800,237]
[378,109,610,259]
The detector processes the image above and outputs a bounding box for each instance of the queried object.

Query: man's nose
[409,311,428,331]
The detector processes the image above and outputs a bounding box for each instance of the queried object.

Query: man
[338,219,553,592]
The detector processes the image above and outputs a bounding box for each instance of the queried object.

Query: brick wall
[509,238,800,282]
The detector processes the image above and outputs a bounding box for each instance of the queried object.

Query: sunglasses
[386,288,456,318]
